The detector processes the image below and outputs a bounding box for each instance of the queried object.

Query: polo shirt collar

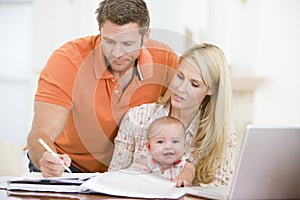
[93,42,153,80]
[136,46,154,80]
[93,44,111,80]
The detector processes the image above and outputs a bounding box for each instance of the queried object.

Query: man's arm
[27,101,70,177]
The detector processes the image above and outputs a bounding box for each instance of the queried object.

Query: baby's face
[148,123,186,166]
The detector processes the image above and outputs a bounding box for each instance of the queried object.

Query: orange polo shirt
[35,34,178,172]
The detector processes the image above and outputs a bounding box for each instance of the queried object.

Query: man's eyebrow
[102,36,112,40]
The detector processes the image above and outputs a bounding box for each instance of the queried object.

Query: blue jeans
[27,153,83,173]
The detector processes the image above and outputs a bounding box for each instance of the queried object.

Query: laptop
[185,125,300,199]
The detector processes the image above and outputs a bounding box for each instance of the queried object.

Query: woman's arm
[108,112,136,171]
[213,132,237,186]
[175,162,195,187]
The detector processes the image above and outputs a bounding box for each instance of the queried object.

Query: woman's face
[169,58,210,110]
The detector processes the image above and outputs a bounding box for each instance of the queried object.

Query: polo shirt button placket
[111,78,120,94]
[112,81,122,104]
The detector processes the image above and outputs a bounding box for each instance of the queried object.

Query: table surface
[0,189,204,200]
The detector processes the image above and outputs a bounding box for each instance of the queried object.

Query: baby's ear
[146,141,151,151]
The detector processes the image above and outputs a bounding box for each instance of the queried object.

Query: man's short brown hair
[95,0,150,36]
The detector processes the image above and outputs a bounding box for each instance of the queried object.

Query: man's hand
[27,101,70,177]
[39,151,71,177]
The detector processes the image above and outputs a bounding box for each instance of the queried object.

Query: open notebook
[186,125,300,199]
[5,170,185,199]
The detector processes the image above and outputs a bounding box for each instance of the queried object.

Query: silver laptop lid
[229,125,300,199]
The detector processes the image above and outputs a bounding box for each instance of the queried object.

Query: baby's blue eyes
[155,140,180,144]
[172,140,180,144]
[156,140,163,144]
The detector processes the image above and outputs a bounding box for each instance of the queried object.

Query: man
[27,0,178,177]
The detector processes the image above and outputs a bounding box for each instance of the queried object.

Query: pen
[38,138,72,173]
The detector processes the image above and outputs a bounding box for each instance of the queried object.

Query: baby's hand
[174,179,190,187]
[129,163,149,173]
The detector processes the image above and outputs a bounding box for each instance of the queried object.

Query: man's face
[100,20,145,78]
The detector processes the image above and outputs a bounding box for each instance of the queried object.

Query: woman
[109,43,236,186]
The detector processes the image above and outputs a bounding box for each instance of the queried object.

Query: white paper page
[0,176,16,189]
[81,169,185,199]
[7,183,81,193]
[7,191,79,199]
[21,172,98,181]
[5,172,98,193]
[184,185,230,200]
[8,172,99,185]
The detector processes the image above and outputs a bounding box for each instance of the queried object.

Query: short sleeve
[35,50,79,109]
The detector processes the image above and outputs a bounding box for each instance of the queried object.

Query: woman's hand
[174,178,190,187]
[175,162,195,187]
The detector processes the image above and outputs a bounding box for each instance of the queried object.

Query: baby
[131,116,195,187]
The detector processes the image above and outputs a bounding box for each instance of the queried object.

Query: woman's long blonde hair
[159,43,233,185]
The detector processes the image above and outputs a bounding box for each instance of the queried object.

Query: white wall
[148,0,300,126]
[255,0,300,125]
[0,1,34,175]
[145,0,207,54]
[0,0,100,175]
[207,0,260,74]
[32,0,99,72]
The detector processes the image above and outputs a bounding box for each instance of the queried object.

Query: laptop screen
[229,125,300,199]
